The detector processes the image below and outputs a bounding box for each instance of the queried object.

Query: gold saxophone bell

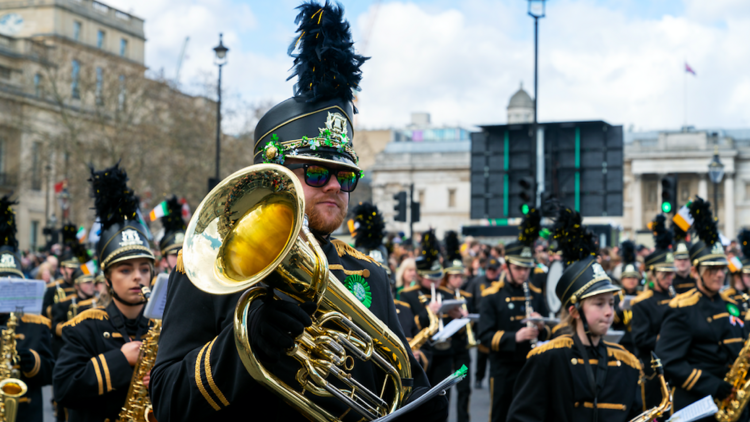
[183,164,412,421]
[716,337,750,422]
[629,352,671,422]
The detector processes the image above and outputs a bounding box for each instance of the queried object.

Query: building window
[30,220,39,251]
[95,67,103,105]
[97,30,105,48]
[73,21,81,41]
[0,139,5,176]
[71,60,80,99]
[34,73,41,96]
[31,142,41,191]
[448,188,456,208]
[0,65,11,80]
[120,38,128,57]
[418,190,425,205]
[118,75,125,109]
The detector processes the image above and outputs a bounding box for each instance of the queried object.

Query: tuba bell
[182,164,412,422]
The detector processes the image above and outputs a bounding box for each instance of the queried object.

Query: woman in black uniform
[52,164,154,422]
[507,207,643,422]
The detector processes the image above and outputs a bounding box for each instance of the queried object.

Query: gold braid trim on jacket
[527,334,574,358]
[331,239,386,268]
[176,249,185,274]
[61,309,109,329]
[21,314,52,329]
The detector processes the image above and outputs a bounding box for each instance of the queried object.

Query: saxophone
[0,313,28,422]
[408,291,440,351]
[454,289,478,349]
[630,352,671,422]
[715,336,750,422]
[67,298,79,321]
[118,287,160,422]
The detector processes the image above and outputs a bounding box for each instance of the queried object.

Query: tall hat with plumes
[738,228,750,274]
[351,202,388,267]
[90,163,154,272]
[504,207,541,268]
[688,196,727,267]
[416,229,442,279]
[59,222,81,268]
[443,231,464,274]
[158,196,186,256]
[672,219,690,260]
[553,207,619,309]
[619,240,641,280]
[645,215,675,272]
[0,195,23,278]
[253,1,368,171]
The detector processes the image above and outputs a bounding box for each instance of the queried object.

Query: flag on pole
[80,259,98,276]
[149,201,170,221]
[54,180,67,194]
[180,197,191,221]
[136,208,153,241]
[76,226,86,243]
[672,202,694,231]
[685,62,696,76]
[729,256,743,274]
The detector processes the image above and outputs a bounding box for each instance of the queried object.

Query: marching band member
[150,3,446,420]
[478,208,549,422]
[50,266,97,357]
[672,220,696,294]
[156,195,186,274]
[53,164,154,422]
[508,207,643,422]
[465,256,502,388]
[42,224,80,320]
[612,239,642,354]
[655,197,746,419]
[722,229,750,319]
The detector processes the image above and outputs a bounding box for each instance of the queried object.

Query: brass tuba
[183,164,412,422]
[716,336,750,422]
[0,313,28,422]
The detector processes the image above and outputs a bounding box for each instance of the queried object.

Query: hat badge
[592,262,607,277]
[320,112,348,142]
[119,229,143,247]
[666,252,674,263]
[0,254,15,268]
[521,247,533,258]
[711,242,724,254]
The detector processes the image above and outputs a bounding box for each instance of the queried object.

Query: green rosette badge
[344,274,372,308]
[727,303,740,317]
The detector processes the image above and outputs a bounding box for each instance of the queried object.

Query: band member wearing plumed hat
[50,265,98,356]
[611,239,641,355]
[42,223,81,319]
[351,201,389,270]
[478,208,550,422]
[629,215,676,414]
[53,164,155,422]
[156,195,186,273]
[724,229,750,320]
[655,197,746,419]
[0,195,55,422]
[150,3,446,421]
[508,207,642,422]
[672,218,695,293]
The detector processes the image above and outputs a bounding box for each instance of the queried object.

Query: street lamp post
[211,34,229,192]
[708,145,724,211]
[528,0,546,208]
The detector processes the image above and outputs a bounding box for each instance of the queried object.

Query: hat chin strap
[575,301,596,346]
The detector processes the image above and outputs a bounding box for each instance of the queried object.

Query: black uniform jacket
[394,299,431,369]
[465,274,497,313]
[50,295,98,357]
[0,313,55,422]
[477,274,550,368]
[673,273,697,294]
[507,334,643,422]
[150,238,439,422]
[43,278,75,319]
[655,288,746,403]
[630,288,673,361]
[53,303,150,422]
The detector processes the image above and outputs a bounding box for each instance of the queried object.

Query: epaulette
[46,279,62,288]
[438,286,455,295]
[481,279,505,297]
[59,294,76,303]
[669,288,700,309]
[175,249,185,274]
[21,314,51,329]
[331,239,386,269]
[551,323,568,334]
[61,308,109,329]
[400,285,421,294]
[459,289,472,298]
[528,282,542,294]
[394,299,411,308]
[721,288,737,303]
[527,334,573,358]
[77,298,96,307]
[630,289,653,307]
[605,342,642,370]
[534,267,545,274]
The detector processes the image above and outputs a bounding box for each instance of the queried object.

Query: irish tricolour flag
[672,202,694,232]
[729,256,744,273]
[81,259,98,276]
[149,201,170,221]
[76,226,86,243]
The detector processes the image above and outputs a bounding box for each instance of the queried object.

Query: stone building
[507,83,534,124]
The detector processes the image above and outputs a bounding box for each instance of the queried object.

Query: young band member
[150,4,446,421]
[612,239,642,354]
[155,195,186,273]
[42,226,79,320]
[53,164,154,422]
[0,195,55,422]
[50,267,98,357]
[723,229,750,319]
[671,221,695,294]
[478,208,550,422]
[508,207,643,422]
[655,197,746,418]
[465,256,502,388]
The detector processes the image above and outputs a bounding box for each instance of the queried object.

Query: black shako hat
[504,208,541,268]
[443,230,464,274]
[619,240,641,279]
[90,163,154,271]
[158,196,186,257]
[739,229,750,274]
[645,215,675,272]
[416,229,442,279]
[253,1,368,172]
[687,196,727,267]
[0,195,24,278]
[553,207,619,309]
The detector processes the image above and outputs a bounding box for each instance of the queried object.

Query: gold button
[103,332,110,338]
[505,297,510,302]
[571,358,577,365]
[617,361,621,367]
[707,317,712,322]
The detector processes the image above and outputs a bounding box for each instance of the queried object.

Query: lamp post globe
[708,151,724,184]
[528,0,546,18]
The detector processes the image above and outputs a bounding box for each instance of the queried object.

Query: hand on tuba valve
[248,296,316,363]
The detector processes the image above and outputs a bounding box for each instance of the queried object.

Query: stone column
[725,174,735,237]
[698,176,708,200]
[632,175,642,232]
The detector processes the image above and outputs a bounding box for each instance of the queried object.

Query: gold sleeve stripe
[581,402,626,410]
[682,369,698,389]
[329,264,371,278]
[195,342,221,411]
[98,353,113,392]
[491,331,504,352]
[724,338,744,345]
[686,369,701,391]
[22,349,41,378]
[204,338,230,407]
[90,356,104,395]
[712,313,730,320]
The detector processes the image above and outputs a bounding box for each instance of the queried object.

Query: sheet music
[432,318,470,342]
[667,395,717,422]
[0,278,45,314]
[438,299,465,314]
[144,273,170,320]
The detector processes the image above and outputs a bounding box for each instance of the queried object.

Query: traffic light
[393,191,407,222]
[411,201,420,223]
[661,175,677,214]
[519,176,534,214]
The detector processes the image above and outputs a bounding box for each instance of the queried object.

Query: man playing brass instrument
[150,2,447,421]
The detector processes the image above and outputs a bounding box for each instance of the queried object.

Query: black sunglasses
[286,163,360,193]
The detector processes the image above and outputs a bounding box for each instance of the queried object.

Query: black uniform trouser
[489,362,522,422]
[475,348,489,383]
[455,349,472,422]
[426,354,455,401]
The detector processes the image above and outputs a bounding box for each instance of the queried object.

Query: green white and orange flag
[729,256,743,273]
[80,259,98,276]
[672,202,694,232]
[149,201,170,221]
[76,226,86,243]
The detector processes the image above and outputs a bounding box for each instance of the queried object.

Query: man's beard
[306,198,348,237]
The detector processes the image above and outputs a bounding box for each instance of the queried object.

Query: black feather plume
[620,240,636,265]
[89,163,139,231]
[0,195,18,249]
[420,229,441,264]
[287,1,369,104]
[518,207,541,247]
[672,220,688,244]
[552,206,597,265]
[738,229,750,259]
[71,243,90,264]
[161,196,186,234]
[444,231,461,262]
[61,223,78,246]
[351,202,385,250]
[689,196,718,246]
[651,215,673,250]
